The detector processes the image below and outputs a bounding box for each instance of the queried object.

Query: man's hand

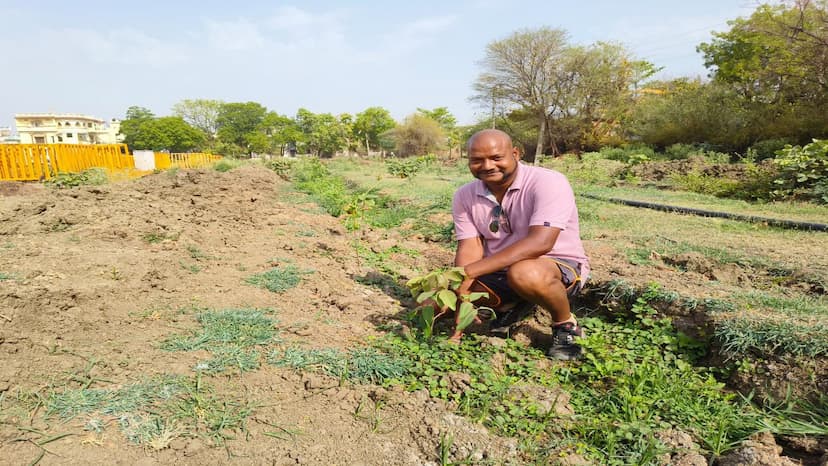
[455,276,475,299]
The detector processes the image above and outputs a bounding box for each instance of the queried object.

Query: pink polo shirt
[452,163,590,279]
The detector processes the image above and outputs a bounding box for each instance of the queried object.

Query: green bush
[772,139,828,203]
[213,159,241,172]
[703,151,732,164]
[385,158,423,178]
[44,168,108,188]
[665,143,703,160]
[748,138,791,161]
[599,145,656,164]
[263,158,295,180]
[670,171,741,197]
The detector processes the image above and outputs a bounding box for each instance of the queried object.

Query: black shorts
[475,257,584,306]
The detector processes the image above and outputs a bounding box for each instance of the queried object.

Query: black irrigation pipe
[579,193,828,232]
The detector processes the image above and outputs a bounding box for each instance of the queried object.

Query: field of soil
[0,164,825,465]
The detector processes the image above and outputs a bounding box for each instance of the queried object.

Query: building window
[32,121,41,127]
[66,133,73,138]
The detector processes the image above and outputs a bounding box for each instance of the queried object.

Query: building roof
[15,113,106,123]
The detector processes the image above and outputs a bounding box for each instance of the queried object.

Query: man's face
[467,135,520,187]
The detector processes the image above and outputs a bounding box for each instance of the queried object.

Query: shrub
[670,171,741,197]
[598,145,656,163]
[263,158,294,180]
[213,159,241,172]
[748,138,791,161]
[665,143,703,160]
[772,139,828,203]
[703,151,732,164]
[45,168,108,188]
[385,158,422,178]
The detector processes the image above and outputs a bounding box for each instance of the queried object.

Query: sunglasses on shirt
[489,204,511,233]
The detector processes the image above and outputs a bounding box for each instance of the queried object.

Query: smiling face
[467,130,521,191]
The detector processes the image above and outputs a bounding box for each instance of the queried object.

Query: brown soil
[627,156,764,184]
[0,165,823,465]
[0,167,520,465]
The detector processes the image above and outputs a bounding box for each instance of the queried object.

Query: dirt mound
[1,166,528,464]
[628,156,763,183]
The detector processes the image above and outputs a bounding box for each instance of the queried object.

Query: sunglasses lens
[490,204,503,233]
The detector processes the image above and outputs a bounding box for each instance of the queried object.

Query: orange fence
[0,144,132,181]
[154,152,222,170]
[0,145,224,181]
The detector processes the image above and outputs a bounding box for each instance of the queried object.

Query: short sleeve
[452,190,480,240]
[528,172,576,230]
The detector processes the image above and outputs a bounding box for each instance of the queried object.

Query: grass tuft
[714,317,828,359]
[161,309,279,352]
[245,265,309,293]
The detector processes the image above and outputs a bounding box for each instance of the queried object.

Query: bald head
[466,129,513,153]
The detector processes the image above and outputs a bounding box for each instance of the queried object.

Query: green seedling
[406,268,493,341]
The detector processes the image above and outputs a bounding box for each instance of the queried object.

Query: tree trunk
[533,113,546,166]
[365,135,370,154]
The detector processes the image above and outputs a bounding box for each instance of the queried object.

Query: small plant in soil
[142,232,178,244]
[406,268,493,341]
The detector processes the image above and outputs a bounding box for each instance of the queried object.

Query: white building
[0,126,18,144]
[14,113,123,145]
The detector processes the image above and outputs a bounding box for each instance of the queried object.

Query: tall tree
[215,102,267,152]
[119,106,156,149]
[417,107,461,155]
[699,1,827,104]
[695,0,828,144]
[122,116,205,152]
[295,109,348,157]
[259,112,301,155]
[171,99,224,138]
[353,107,396,153]
[472,27,569,162]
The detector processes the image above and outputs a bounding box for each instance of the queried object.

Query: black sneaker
[489,301,536,338]
[547,322,585,360]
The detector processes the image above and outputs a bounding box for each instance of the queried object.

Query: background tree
[417,107,461,156]
[215,102,267,154]
[387,114,445,157]
[121,115,205,152]
[695,0,828,145]
[472,27,569,162]
[295,109,348,157]
[171,99,224,140]
[353,107,397,154]
[259,112,301,156]
[119,106,155,150]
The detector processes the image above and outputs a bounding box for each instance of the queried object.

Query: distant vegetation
[118,0,827,203]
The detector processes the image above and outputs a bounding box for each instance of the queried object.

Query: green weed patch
[34,374,251,448]
[44,168,108,188]
[267,346,409,384]
[244,265,310,293]
[162,309,280,375]
[714,317,828,359]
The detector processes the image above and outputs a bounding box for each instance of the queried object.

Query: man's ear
[513,146,522,161]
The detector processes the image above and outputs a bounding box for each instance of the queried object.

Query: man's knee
[506,259,562,292]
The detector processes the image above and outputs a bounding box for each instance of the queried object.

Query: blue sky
[0,0,757,128]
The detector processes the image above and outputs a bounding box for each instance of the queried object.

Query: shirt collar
[474,162,526,198]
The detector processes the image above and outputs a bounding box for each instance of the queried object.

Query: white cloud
[39,27,190,66]
[204,18,265,52]
[366,15,457,61]
[264,6,348,52]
